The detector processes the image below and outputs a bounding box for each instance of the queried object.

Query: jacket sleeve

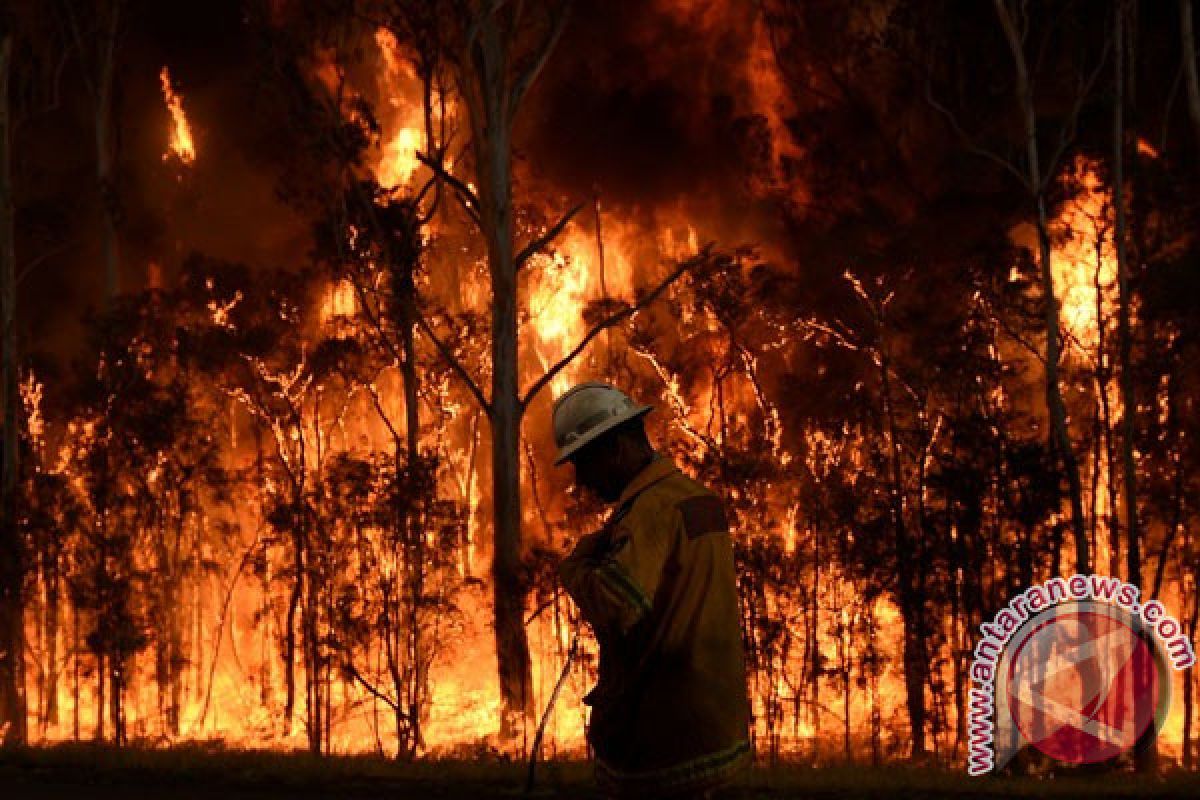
[558,504,675,636]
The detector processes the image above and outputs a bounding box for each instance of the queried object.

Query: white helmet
[551,381,653,465]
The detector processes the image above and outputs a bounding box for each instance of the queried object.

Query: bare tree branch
[416,150,482,227]
[515,202,583,269]
[360,367,404,445]
[413,307,492,417]
[1041,36,1112,187]
[462,0,509,57]
[509,0,572,118]
[342,659,403,714]
[924,81,1030,189]
[347,276,406,364]
[15,241,71,287]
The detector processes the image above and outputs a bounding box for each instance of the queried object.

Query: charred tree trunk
[0,30,27,748]
[395,277,420,465]
[305,551,323,754]
[409,1,571,731]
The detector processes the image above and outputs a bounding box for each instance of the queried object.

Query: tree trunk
[1184,577,1199,769]
[1114,0,1142,593]
[168,562,183,736]
[1182,0,1200,152]
[879,347,926,757]
[0,31,27,748]
[1113,1,1142,594]
[110,656,124,746]
[283,540,302,735]
[489,246,534,727]
[994,0,1091,572]
[42,552,59,730]
[463,14,535,729]
[96,3,120,303]
[1035,187,1090,574]
[1113,5,1156,768]
[72,608,79,740]
[395,261,425,756]
[95,651,105,742]
[154,512,181,737]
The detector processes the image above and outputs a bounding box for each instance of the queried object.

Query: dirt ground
[2,746,1199,799]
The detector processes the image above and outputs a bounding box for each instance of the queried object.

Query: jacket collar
[615,451,678,510]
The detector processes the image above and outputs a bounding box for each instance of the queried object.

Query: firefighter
[552,381,751,799]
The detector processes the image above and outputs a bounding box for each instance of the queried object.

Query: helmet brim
[553,404,652,466]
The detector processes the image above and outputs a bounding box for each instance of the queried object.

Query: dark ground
[2,745,1200,799]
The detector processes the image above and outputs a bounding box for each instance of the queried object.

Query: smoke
[518,0,795,251]
[19,0,800,366]
[15,0,320,364]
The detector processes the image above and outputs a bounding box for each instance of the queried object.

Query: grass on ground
[1,743,1199,798]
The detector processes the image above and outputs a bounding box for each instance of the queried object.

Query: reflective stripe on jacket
[558,453,751,797]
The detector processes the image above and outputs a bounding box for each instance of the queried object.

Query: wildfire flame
[1050,159,1116,350]
[13,16,1190,770]
[160,66,196,164]
[374,30,427,188]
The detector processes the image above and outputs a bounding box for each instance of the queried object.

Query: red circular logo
[1005,607,1162,764]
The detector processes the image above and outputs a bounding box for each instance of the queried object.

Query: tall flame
[160,67,196,164]
[374,30,424,187]
[1050,160,1115,351]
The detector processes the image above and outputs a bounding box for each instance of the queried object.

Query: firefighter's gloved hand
[566,529,611,563]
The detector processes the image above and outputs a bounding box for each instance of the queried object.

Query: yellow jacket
[559,453,751,797]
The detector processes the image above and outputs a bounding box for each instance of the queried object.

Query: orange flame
[373,30,426,187]
[160,66,196,164]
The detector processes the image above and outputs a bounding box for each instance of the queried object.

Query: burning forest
[2,0,1200,796]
